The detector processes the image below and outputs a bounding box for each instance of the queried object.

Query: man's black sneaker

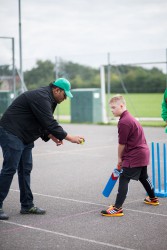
[20,206,46,215]
[0,209,9,220]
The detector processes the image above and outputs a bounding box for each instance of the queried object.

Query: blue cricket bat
[102,168,122,197]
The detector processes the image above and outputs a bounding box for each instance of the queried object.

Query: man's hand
[65,134,85,144]
[48,134,63,146]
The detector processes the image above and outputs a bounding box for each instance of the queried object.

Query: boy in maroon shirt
[101,95,159,217]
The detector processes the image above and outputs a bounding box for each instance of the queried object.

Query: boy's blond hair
[109,94,126,106]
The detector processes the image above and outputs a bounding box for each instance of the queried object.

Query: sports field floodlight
[18,0,24,91]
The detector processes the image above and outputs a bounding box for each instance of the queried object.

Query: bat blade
[102,169,121,197]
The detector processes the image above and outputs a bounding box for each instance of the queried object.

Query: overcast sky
[0,0,167,71]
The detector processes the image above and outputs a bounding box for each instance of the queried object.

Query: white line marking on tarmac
[11,189,167,217]
[124,208,166,217]
[10,189,106,206]
[1,220,135,250]
[32,145,111,156]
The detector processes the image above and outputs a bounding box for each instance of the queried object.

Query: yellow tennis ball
[80,139,85,144]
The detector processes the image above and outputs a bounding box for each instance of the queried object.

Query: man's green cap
[53,78,73,98]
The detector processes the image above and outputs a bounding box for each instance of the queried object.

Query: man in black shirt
[0,78,84,220]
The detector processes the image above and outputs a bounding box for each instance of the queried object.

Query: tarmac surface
[0,124,167,250]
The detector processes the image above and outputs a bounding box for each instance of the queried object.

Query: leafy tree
[24,60,55,90]
[109,65,165,93]
[62,61,100,88]
[24,59,166,93]
[0,65,12,76]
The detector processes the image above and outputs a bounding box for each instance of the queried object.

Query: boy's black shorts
[121,166,148,181]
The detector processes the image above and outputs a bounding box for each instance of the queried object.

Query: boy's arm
[118,144,125,167]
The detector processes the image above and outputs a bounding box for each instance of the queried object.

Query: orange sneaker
[144,196,159,206]
[101,205,124,217]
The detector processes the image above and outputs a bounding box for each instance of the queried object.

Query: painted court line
[11,189,167,217]
[124,208,166,217]
[0,209,100,234]
[32,145,111,156]
[11,189,106,206]
[1,220,135,250]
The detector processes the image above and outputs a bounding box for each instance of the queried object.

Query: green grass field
[118,93,162,117]
[57,93,162,117]
[55,93,165,127]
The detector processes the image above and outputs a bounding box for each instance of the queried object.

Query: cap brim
[65,90,73,98]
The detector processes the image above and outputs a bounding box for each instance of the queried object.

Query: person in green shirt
[161,89,167,133]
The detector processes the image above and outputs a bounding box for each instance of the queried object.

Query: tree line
[24,59,166,93]
[1,60,166,93]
